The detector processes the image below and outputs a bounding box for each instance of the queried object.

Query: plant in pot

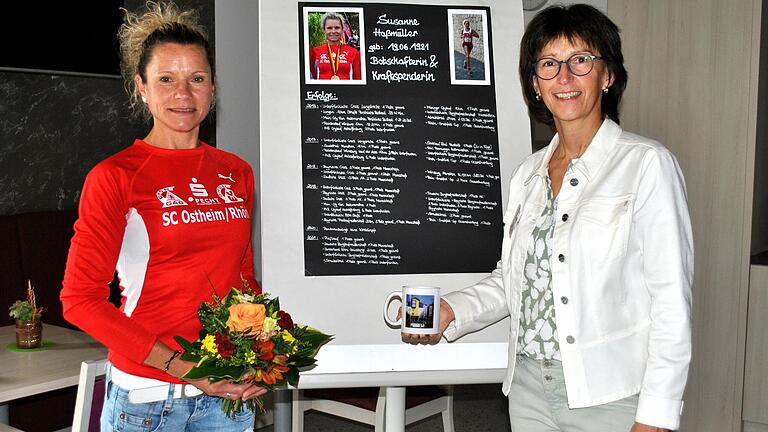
[9,283,45,349]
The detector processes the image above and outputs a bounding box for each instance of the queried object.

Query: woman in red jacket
[61,1,266,430]
[309,12,362,80]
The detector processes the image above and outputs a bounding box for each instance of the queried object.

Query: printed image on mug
[383,285,441,335]
[405,294,435,329]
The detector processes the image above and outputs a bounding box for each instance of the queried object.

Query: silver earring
[602,87,609,94]
[535,93,541,101]
[141,96,147,103]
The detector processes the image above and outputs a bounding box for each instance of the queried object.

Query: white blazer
[443,119,693,430]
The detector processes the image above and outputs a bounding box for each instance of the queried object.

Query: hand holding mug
[383,285,455,345]
[398,299,455,345]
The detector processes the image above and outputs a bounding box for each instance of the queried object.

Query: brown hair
[519,4,627,126]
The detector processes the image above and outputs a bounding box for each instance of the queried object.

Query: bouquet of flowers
[174,283,331,417]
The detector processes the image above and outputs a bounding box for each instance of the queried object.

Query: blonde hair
[321,12,345,29]
[118,1,212,122]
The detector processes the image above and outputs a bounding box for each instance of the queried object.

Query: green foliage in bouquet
[174,283,331,417]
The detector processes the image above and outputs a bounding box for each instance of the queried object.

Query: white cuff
[635,393,683,430]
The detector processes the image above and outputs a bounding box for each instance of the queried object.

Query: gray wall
[214,0,262,280]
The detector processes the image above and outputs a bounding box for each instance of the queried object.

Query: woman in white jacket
[404,5,692,432]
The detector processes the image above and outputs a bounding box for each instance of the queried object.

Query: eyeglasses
[533,53,604,80]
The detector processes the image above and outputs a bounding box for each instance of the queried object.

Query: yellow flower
[201,334,217,354]
[263,317,278,334]
[281,330,299,354]
[281,330,295,344]
[244,351,256,364]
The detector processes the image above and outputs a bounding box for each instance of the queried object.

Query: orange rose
[226,303,266,335]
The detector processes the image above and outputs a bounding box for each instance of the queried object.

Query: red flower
[215,332,235,358]
[277,310,294,329]
[253,339,275,361]
[253,355,290,385]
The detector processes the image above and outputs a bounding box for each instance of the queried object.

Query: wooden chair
[72,359,108,432]
[292,386,454,432]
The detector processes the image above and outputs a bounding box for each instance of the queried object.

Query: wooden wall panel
[744,265,768,424]
[751,0,768,256]
[607,1,761,431]
[745,422,768,432]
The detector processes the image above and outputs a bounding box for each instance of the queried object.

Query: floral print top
[517,178,561,360]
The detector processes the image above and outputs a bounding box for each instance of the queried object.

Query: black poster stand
[299,3,502,276]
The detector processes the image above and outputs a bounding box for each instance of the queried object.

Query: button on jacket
[443,119,693,430]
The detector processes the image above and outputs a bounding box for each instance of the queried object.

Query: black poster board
[298,3,502,276]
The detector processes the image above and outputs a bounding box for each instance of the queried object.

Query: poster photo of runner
[303,7,366,84]
[448,9,490,85]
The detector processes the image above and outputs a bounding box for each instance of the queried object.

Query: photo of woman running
[460,19,480,76]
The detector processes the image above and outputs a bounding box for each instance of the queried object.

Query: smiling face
[135,43,214,143]
[533,36,613,131]
[324,18,343,45]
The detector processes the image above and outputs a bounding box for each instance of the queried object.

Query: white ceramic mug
[383,285,441,335]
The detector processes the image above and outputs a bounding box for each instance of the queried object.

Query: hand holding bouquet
[175,284,331,417]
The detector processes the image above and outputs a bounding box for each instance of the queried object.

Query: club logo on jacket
[157,178,245,210]
[156,187,188,208]
[320,52,348,63]
[159,177,249,227]
[217,184,244,203]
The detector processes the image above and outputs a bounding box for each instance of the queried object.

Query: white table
[0,324,107,423]
[275,342,508,432]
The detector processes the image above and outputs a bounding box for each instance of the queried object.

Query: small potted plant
[9,282,44,349]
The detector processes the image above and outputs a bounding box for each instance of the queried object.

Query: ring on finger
[225,392,232,399]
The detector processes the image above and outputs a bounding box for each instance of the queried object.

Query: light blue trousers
[508,356,638,432]
[100,365,255,432]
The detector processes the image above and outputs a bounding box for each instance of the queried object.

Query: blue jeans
[100,367,254,431]
[508,356,638,432]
